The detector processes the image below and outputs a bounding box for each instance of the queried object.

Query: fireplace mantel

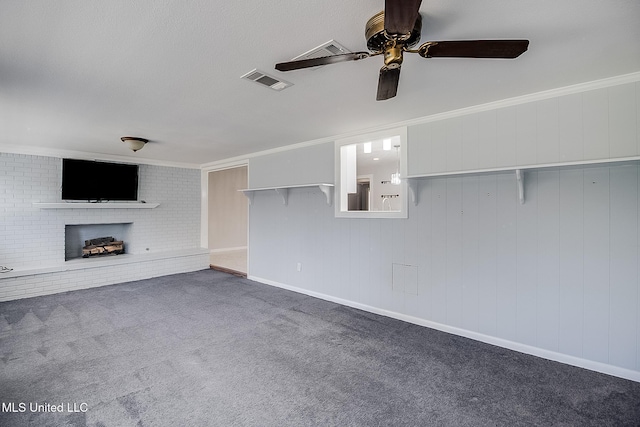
[33,202,159,209]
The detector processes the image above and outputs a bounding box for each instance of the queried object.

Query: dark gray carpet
[1,269,639,426]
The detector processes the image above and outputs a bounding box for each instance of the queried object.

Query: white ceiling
[1,1,639,167]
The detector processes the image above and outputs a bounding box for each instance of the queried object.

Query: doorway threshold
[210,264,247,278]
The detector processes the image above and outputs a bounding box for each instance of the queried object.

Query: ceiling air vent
[241,69,292,91]
[291,40,351,63]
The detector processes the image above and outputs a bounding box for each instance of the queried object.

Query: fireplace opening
[65,223,132,261]
[82,236,125,258]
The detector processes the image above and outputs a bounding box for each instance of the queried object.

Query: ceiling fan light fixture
[274,1,528,101]
[121,136,148,152]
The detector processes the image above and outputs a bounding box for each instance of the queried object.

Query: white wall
[208,166,248,251]
[408,82,640,175]
[247,78,640,381]
[249,143,333,188]
[0,153,208,301]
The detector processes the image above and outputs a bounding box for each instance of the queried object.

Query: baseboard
[248,275,640,383]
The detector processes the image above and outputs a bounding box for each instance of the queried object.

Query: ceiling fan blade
[384,0,422,36]
[376,66,401,101]
[419,40,529,59]
[275,52,370,72]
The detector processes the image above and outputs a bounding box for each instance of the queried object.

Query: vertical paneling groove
[403,203,420,317]
[536,171,560,352]
[366,219,379,307]
[407,122,433,175]
[462,114,479,171]
[462,176,480,331]
[477,175,498,336]
[446,117,463,172]
[583,89,609,160]
[536,98,560,164]
[495,173,518,341]
[582,168,610,363]
[609,166,638,369]
[637,166,640,371]
[608,83,637,158]
[477,109,497,170]
[516,103,538,165]
[516,171,538,346]
[431,122,447,174]
[636,82,640,157]
[431,178,447,323]
[445,178,463,328]
[558,169,585,358]
[496,108,517,167]
[558,93,584,162]
[417,180,433,321]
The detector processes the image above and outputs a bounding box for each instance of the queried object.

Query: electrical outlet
[297,262,302,272]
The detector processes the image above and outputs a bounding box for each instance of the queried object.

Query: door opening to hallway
[208,166,248,276]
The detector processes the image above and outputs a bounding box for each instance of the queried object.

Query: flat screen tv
[62,159,139,201]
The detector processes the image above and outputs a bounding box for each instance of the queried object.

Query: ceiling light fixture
[363,141,372,154]
[121,136,148,152]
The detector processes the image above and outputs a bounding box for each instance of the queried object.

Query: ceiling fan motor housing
[365,11,422,53]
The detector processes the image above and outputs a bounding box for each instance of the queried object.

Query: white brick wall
[0,153,208,301]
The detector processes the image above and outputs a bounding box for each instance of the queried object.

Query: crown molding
[0,144,201,169]
[400,71,640,127]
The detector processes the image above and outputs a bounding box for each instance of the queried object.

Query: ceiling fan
[275,0,529,101]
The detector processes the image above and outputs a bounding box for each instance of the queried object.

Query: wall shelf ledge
[407,157,640,206]
[240,183,334,206]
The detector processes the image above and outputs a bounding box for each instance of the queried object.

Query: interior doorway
[207,166,248,276]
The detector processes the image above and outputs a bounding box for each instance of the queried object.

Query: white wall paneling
[516,170,537,347]
[407,82,640,177]
[516,102,538,166]
[536,98,560,164]
[248,142,334,189]
[246,79,640,382]
[476,109,498,170]
[430,121,447,174]
[248,164,640,381]
[495,105,516,167]
[461,176,479,332]
[558,93,583,162]
[609,165,638,370]
[461,114,479,171]
[582,167,610,364]
[494,173,518,342]
[557,169,584,358]
[535,170,560,352]
[608,84,637,158]
[637,83,640,156]
[583,89,610,160]
[476,175,498,337]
